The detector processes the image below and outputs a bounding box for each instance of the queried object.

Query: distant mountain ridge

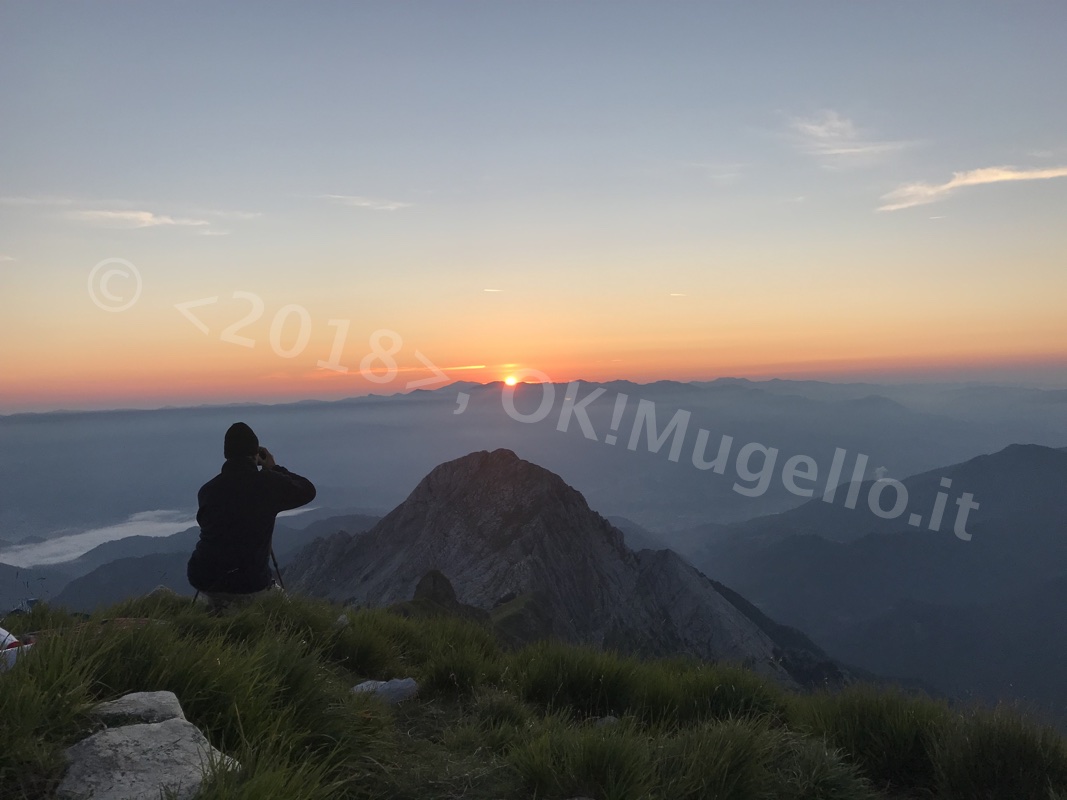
[681,443,1067,721]
[32,514,381,613]
[287,449,844,687]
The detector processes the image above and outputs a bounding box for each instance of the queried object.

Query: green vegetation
[2,593,1066,799]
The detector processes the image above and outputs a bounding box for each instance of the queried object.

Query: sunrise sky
[2,2,1066,413]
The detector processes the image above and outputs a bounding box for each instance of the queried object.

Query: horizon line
[3,374,1065,418]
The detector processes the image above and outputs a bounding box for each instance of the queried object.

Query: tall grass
[3,595,1067,800]
[933,707,1067,799]
[790,684,950,792]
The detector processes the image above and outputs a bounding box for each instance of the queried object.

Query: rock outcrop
[352,678,420,704]
[57,691,236,800]
[288,449,841,686]
[389,569,492,624]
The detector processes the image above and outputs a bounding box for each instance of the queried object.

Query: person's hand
[256,446,276,469]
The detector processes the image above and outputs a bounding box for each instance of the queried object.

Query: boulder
[57,717,236,800]
[413,569,457,605]
[352,677,419,705]
[92,691,186,726]
[389,571,491,624]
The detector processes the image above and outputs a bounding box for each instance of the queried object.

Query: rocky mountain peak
[287,449,840,687]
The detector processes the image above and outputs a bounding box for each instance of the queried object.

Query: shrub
[654,717,780,800]
[510,716,652,800]
[770,733,879,800]
[509,640,641,717]
[792,685,950,792]
[933,707,1067,799]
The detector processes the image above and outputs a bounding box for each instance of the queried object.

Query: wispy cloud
[0,195,73,206]
[879,165,1067,211]
[0,254,14,262]
[321,194,411,211]
[195,208,262,221]
[790,110,909,164]
[68,209,210,228]
[682,162,747,186]
[196,229,232,237]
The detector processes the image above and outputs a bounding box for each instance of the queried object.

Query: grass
[1,593,1066,799]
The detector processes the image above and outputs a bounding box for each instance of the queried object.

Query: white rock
[93,691,186,726]
[57,717,237,800]
[352,677,419,704]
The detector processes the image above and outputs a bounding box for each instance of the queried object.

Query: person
[187,422,316,612]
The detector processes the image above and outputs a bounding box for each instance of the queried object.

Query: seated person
[187,422,315,612]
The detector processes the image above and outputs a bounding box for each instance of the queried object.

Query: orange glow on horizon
[2,345,1066,414]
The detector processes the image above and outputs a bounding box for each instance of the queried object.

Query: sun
[504,375,518,386]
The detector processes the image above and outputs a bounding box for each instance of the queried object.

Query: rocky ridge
[288,449,843,686]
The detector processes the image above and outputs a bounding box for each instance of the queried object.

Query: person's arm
[257,447,316,512]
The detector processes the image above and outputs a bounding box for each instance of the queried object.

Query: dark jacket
[187,458,316,594]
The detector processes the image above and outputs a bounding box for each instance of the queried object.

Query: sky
[2,2,1066,413]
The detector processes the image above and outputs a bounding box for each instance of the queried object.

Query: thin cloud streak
[879,165,1067,211]
[682,161,747,185]
[68,210,211,228]
[790,110,909,162]
[321,194,411,211]
[197,209,261,220]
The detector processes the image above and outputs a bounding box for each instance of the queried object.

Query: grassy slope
[2,594,1067,800]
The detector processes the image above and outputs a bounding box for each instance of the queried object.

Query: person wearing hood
[187,422,316,612]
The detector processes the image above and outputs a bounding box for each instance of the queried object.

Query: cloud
[195,208,262,221]
[321,194,411,211]
[790,110,909,163]
[0,254,14,262]
[68,209,210,228]
[196,229,232,236]
[0,509,195,567]
[879,165,1067,211]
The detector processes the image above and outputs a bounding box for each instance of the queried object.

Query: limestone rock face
[57,691,237,800]
[288,449,835,686]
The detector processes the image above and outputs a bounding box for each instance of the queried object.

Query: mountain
[51,553,194,611]
[49,514,380,613]
[833,575,1067,719]
[0,561,72,611]
[6,379,1066,540]
[686,443,1067,718]
[57,513,382,581]
[286,448,844,687]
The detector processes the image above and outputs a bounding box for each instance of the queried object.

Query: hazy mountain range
[634,443,1067,722]
[1,378,1064,721]
[2,379,1063,541]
